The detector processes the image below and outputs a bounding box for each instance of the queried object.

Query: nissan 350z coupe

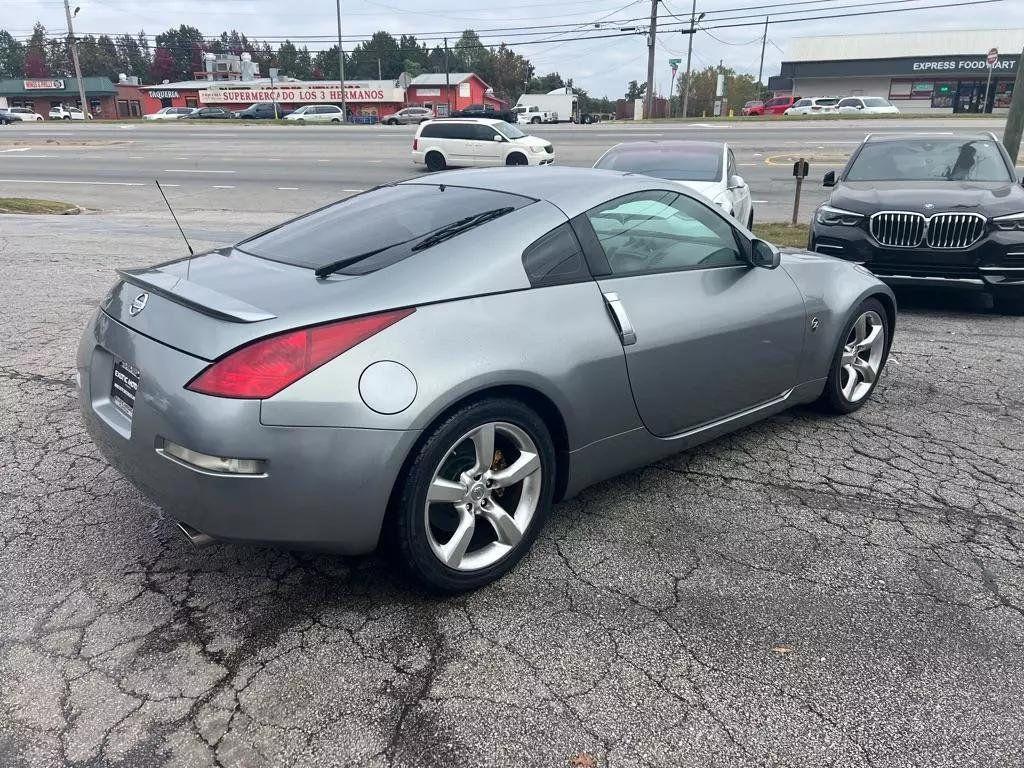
[79,167,896,591]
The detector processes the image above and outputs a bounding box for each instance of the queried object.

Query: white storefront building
[769,29,1022,113]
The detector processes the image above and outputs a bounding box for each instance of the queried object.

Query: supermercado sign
[199,85,405,104]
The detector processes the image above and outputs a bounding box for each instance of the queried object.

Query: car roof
[428,117,504,125]
[862,131,999,143]
[604,139,725,151]
[399,166,689,218]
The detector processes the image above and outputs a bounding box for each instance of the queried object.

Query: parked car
[78,166,894,590]
[285,104,345,124]
[412,118,554,171]
[784,97,840,115]
[594,140,754,228]
[810,132,1024,312]
[7,107,43,122]
[762,95,801,114]
[0,108,14,125]
[144,107,197,120]
[514,104,558,124]
[237,102,290,119]
[837,96,900,115]
[49,105,91,120]
[181,107,238,120]
[451,103,518,123]
[741,100,764,116]
[385,106,435,125]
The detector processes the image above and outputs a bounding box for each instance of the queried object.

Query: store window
[185,97,198,108]
[995,81,1014,109]
[931,82,955,109]
[889,80,935,100]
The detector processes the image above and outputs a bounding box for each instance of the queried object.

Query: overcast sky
[1,0,1021,97]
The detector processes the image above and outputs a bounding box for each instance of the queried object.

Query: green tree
[293,46,313,80]
[312,45,348,81]
[489,43,533,104]
[115,33,150,82]
[154,25,205,82]
[678,66,759,116]
[347,31,403,79]
[0,30,25,78]
[625,80,646,100]
[527,72,565,93]
[452,29,492,81]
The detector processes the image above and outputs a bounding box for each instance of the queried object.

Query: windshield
[594,145,723,182]
[863,98,890,107]
[846,139,1012,182]
[290,106,309,114]
[495,121,526,139]
[237,184,533,273]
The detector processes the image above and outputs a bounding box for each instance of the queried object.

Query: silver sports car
[79,167,895,591]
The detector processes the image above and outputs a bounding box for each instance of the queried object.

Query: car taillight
[186,308,414,399]
[413,137,418,150]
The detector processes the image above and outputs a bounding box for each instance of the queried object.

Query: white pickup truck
[514,104,558,124]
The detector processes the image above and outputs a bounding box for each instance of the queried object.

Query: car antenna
[154,179,195,275]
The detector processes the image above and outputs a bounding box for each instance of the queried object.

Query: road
[0,117,1011,225]
[1,117,1024,768]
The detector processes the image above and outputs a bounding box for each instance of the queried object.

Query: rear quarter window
[521,223,590,287]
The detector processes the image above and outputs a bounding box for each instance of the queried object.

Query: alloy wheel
[424,421,542,571]
[839,310,885,402]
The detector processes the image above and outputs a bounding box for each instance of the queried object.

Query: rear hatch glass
[237,184,533,275]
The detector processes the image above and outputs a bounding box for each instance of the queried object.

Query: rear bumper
[78,311,417,554]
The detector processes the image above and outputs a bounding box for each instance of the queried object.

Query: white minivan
[285,105,345,124]
[49,105,91,120]
[412,118,555,171]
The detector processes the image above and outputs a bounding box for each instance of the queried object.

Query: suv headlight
[816,205,864,226]
[993,212,1024,231]
[530,145,545,153]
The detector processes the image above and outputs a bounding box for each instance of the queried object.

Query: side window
[521,223,590,287]
[474,124,498,141]
[585,191,745,275]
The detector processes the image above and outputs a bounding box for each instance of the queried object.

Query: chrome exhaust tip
[175,521,217,549]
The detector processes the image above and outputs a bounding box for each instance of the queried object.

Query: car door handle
[603,292,637,346]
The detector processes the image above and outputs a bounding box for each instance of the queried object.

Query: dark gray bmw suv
[809,133,1024,311]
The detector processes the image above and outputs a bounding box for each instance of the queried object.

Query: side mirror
[728,174,745,189]
[492,134,504,142]
[822,170,836,188]
[750,239,781,270]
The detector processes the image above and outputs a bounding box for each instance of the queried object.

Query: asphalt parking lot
[2,120,1024,767]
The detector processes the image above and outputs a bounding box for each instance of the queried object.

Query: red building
[405,73,506,116]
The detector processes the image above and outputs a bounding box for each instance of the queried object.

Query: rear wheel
[331,118,341,124]
[506,152,528,166]
[531,116,541,124]
[393,398,556,592]
[425,151,446,172]
[582,114,593,124]
[817,298,890,414]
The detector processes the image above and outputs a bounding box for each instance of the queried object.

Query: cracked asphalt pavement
[2,212,1023,767]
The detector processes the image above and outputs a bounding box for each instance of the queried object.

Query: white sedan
[8,107,43,122]
[285,105,345,124]
[837,96,900,115]
[593,139,755,228]
[144,107,197,120]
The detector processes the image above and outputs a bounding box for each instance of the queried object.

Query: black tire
[296,118,305,124]
[506,152,528,166]
[331,118,341,124]
[816,297,890,414]
[425,151,446,172]
[62,115,71,120]
[531,116,541,124]
[393,398,556,592]
[582,114,593,124]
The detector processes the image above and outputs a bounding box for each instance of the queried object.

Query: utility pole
[444,37,451,115]
[644,0,658,119]
[377,58,382,81]
[681,0,704,119]
[757,16,769,88]
[335,0,347,119]
[63,0,89,118]
[1003,45,1024,165]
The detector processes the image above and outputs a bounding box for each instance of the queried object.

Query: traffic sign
[792,159,809,179]
[987,47,999,66]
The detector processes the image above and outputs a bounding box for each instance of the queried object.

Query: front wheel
[531,117,541,124]
[505,153,528,166]
[331,118,340,124]
[393,398,556,592]
[817,298,890,414]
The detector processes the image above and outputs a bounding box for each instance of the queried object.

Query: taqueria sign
[199,84,405,104]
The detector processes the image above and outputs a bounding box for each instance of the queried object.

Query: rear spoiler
[117,268,276,323]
